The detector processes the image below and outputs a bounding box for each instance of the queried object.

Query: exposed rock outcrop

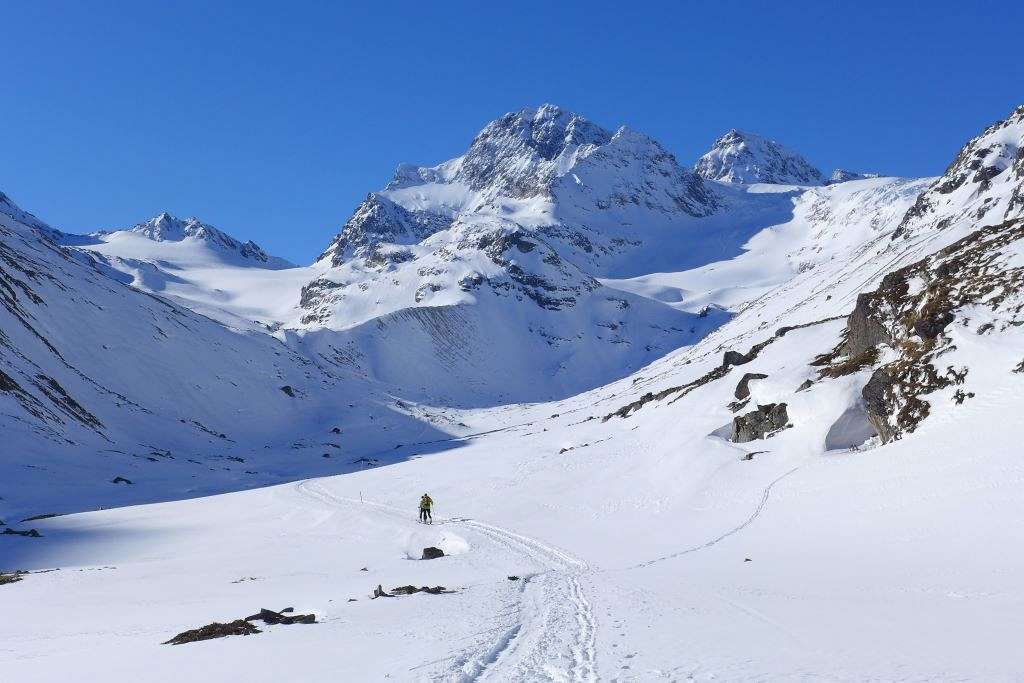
[164,620,261,645]
[421,546,445,560]
[734,373,768,400]
[820,218,1024,442]
[731,403,791,443]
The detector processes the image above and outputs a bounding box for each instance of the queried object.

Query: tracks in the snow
[295,480,597,682]
[628,466,800,569]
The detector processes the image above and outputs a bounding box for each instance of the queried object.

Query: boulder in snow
[163,619,261,645]
[731,403,791,443]
[421,546,445,560]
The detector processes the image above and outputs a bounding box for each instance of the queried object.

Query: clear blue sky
[3,1,1022,264]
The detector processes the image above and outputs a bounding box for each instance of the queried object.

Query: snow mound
[404,529,470,559]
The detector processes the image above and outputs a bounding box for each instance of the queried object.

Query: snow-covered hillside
[694,129,824,185]
[4,104,1024,682]
[0,195,478,520]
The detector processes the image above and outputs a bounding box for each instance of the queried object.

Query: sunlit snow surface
[4,105,1024,681]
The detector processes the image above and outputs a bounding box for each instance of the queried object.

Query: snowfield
[3,104,1024,681]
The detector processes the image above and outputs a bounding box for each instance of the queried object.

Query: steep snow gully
[296,479,598,682]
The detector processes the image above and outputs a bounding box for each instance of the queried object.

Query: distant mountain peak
[318,105,720,268]
[695,129,824,185]
[828,169,881,184]
[98,213,288,266]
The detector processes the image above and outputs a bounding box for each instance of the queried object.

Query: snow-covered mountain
[294,105,795,402]
[895,104,1024,241]
[695,129,825,185]
[5,104,1024,682]
[0,193,468,519]
[827,168,880,184]
[87,212,293,268]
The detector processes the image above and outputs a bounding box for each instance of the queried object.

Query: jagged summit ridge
[695,129,824,185]
[301,105,732,399]
[318,104,720,267]
[451,104,614,198]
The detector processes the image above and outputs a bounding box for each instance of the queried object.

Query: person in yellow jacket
[419,493,433,524]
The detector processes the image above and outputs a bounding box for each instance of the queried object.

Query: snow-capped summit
[827,169,880,184]
[451,103,614,199]
[318,105,720,268]
[304,105,736,401]
[95,212,287,266]
[694,129,824,185]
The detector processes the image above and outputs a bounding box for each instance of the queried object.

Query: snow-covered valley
[3,104,1024,681]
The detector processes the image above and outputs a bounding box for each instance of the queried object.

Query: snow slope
[5,280,1023,680]
[0,197,483,521]
[4,104,1024,682]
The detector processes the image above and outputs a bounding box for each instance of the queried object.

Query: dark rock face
[734,373,768,400]
[722,350,753,368]
[317,193,451,266]
[421,547,444,560]
[731,403,791,443]
[845,292,892,357]
[2,527,41,537]
[164,606,315,644]
[111,476,133,485]
[279,385,295,397]
[244,608,315,625]
[163,619,261,645]
[821,218,1024,443]
[391,585,454,595]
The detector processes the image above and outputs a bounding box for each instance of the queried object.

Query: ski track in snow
[295,479,598,682]
[629,466,800,569]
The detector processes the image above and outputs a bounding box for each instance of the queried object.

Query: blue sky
[3,1,1022,263]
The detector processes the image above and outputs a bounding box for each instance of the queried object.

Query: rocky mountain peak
[894,104,1024,240]
[451,104,613,198]
[319,105,721,268]
[694,129,824,185]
